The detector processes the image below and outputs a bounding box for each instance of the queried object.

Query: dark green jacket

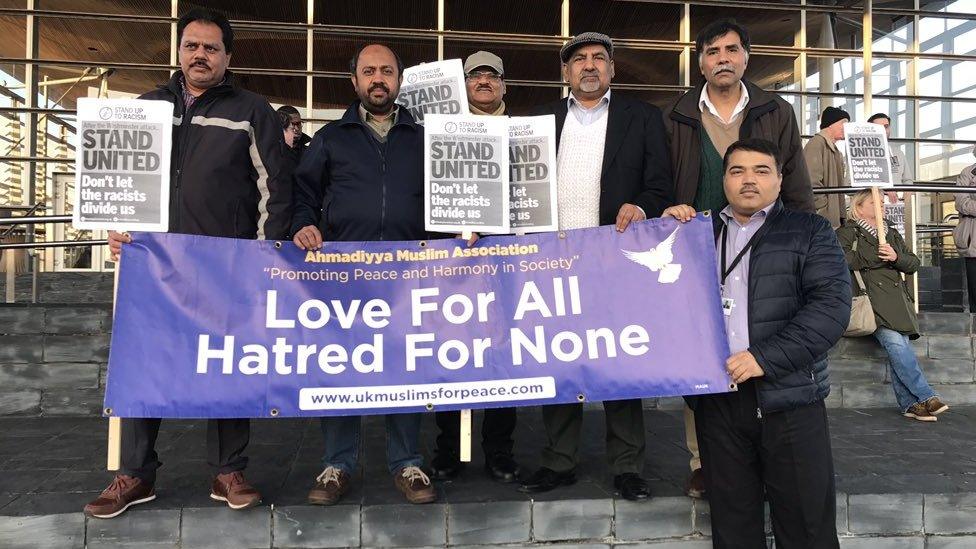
[836,221,920,338]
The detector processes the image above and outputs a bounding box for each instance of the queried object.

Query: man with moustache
[429,50,521,484]
[86,8,290,519]
[663,138,849,548]
[663,18,815,499]
[290,44,435,506]
[518,32,673,500]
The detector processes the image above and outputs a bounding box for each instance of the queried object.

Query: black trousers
[435,408,516,460]
[540,399,645,475]
[965,257,976,312]
[696,383,839,549]
[120,418,250,484]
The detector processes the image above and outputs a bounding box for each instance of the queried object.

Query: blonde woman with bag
[836,189,949,421]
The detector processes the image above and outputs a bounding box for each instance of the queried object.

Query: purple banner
[105,215,732,418]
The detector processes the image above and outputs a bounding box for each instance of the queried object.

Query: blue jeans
[320,413,423,474]
[873,326,936,412]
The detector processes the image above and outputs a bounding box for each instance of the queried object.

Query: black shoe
[430,453,464,480]
[484,454,522,483]
[613,473,650,501]
[517,467,576,493]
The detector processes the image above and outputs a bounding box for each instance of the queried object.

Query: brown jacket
[663,80,814,212]
[804,130,848,229]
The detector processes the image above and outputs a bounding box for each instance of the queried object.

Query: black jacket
[531,92,674,221]
[703,201,851,413]
[139,71,290,240]
[664,80,814,213]
[291,103,425,242]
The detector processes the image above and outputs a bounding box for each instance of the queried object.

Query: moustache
[191,61,210,69]
[712,66,735,76]
[739,184,759,194]
[476,85,493,91]
[368,83,389,93]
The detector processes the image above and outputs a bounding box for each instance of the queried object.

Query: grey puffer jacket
[954,162,976,258]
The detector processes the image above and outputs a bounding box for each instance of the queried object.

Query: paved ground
[1,406,975,517]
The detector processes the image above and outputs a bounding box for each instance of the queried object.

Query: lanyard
[719,220,770,286]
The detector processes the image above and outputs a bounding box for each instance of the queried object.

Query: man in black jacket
[517,32,673,501]
[88,8,289,519]
[663,138,850,548]
[291,44,435,506]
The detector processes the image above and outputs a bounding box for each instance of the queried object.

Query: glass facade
[0,0,975,279]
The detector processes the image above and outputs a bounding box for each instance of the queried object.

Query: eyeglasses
[465,71,502,83]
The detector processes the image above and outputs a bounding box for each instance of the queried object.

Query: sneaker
[925,396,949,416]
[394,466,436,504]
[308,466,350,506]
[83,474,156,519]
[685,468,706,499]
[210,471,261,510]
[903,402,938,422]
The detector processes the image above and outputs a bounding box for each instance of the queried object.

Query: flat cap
[560,32,613,63]
[464,50,504,76]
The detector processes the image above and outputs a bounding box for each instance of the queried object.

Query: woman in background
[836,189,949,422]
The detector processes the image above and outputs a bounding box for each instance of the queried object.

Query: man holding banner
[663,138,850,548]
[429,50,522,483]
[518,32,673,500]
[86,8,290,518]
[291,44,436,505]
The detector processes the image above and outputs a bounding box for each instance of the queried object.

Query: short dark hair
[867,112,890,123]
[349,44,405,77]
[696,19,751,58]
[277,105,300,117]
[723,138,782,174]
[178,8,234,53]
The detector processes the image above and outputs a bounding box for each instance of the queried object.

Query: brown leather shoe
[84,474,156,519]
[925,396,949,416]
[903,402,938,422]
[685,468,706,499]
[308,466,350,506]
[210,471,261,510]
[394,466,436,504]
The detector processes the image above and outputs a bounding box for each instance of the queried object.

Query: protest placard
[508,116,558,233]
[844,122,894,188]
[73,98,171,232]
[396,59,467,124]
[104,216,732,418]
[425,114,510,234]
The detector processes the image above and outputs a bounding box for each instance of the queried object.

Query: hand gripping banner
[104,215,732,418]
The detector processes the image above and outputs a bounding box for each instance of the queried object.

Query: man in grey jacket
[868,112,913,204]
[805,106,850,228]
[954,148,976,311]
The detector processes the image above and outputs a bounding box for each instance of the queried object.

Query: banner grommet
[558,232,566,239]
[104,407,113,416]
[576,393,585,402]
[729,383,738,391]
[419,241,427,248]
[425,403,434,411]
[702,210,711,218]
[274,241,282,249]
[269,408,279,417]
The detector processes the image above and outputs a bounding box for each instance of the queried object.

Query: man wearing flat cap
[430,49,521,484]
[518,32,673,500]
[805,106,851,228]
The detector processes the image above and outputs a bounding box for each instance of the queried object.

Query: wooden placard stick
[459,230,474,463]
[871,187,887,246]
[107,248,122,471]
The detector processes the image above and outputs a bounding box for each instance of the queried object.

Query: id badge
[722,297,735,316]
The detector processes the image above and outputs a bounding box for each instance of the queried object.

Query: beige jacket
[804,130,848,228]
[954,162,976,257]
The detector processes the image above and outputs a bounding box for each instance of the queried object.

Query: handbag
[845,237,878,337]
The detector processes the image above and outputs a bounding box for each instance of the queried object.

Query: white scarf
[855,217,888,239]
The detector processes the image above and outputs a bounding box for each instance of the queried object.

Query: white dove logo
[621,225,682,284]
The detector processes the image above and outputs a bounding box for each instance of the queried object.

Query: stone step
[2,493,974,548]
